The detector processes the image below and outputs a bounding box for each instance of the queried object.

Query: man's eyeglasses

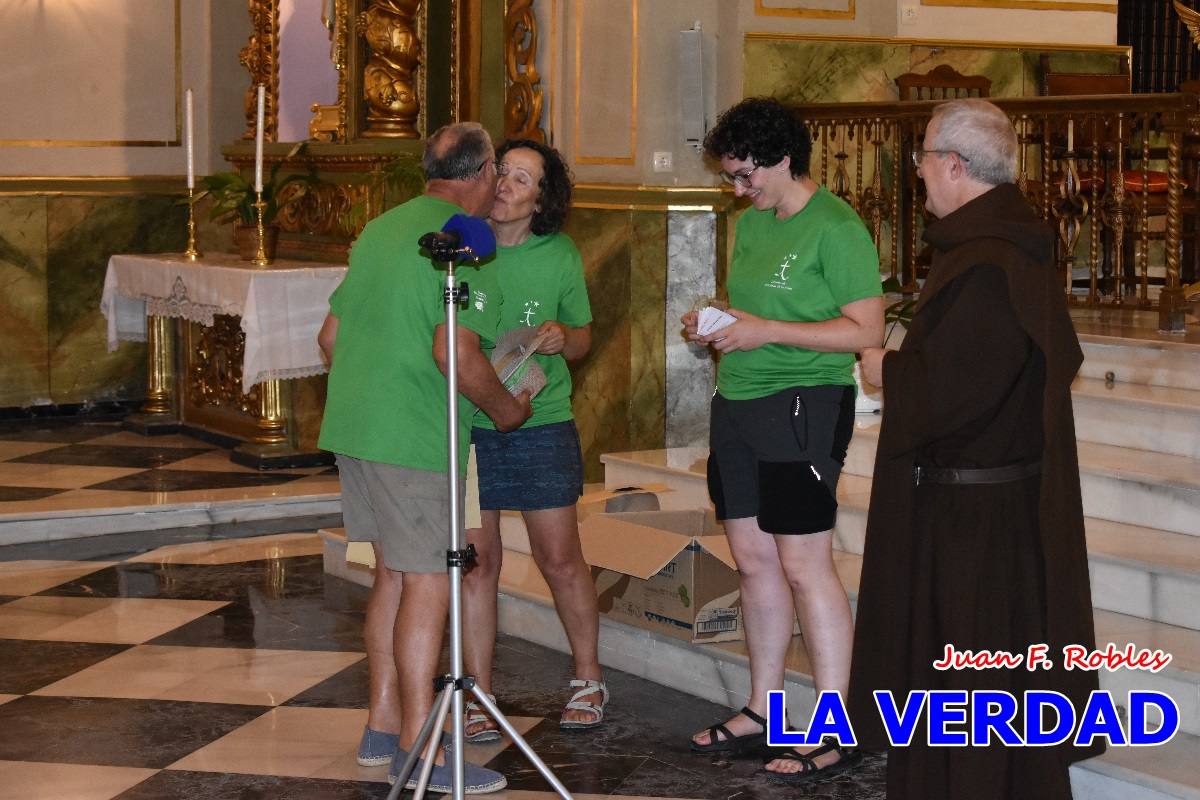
[720,164,762,188]
[911,148,970,168]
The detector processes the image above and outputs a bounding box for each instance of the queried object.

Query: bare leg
[461,510,503,737]
[365,541,403,734]
[524,505,603,724]
[396,570,450,756]
[692,516,792,745]
[764,529,854,774]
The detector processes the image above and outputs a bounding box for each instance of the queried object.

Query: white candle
[1067,118,1074,154]
[254,84,265,193]
[185,88,195,190]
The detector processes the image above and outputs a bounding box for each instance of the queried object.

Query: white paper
[697,306,736,336]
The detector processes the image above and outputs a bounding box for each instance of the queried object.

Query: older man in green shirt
[317,122,530,794]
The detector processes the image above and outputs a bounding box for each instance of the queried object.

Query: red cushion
[1120,170,1173,193]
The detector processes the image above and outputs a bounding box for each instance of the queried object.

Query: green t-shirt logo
[521,299,541,326]
[767,253,799,290]
[473,289,488,312]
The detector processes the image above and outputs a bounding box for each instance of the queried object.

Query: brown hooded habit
[848,183,1102,799]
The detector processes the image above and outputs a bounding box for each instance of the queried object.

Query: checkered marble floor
[0,421,886,798]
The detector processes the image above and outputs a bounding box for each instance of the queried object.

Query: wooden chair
[895,64,992,101]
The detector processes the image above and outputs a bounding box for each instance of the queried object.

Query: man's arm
[433,324,532,432]
[317,313,339,365]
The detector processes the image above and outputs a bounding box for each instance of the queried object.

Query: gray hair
[423,122,493,181]
[927,99,1018,186]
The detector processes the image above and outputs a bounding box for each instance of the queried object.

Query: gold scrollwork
[189,316,258,415]
[240,0,280,142]
[504,0,545,142]
[359,0,424,138]
[275,180,373,238]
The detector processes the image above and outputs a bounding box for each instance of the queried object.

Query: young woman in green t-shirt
[682,98,884,784]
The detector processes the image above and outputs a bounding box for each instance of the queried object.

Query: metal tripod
[385,255,573,800]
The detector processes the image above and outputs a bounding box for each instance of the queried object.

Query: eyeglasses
[911,148,971,168]
[720,164,762,188]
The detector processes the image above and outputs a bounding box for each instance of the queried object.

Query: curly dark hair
[496,139,574,236]
[702,97,812,178]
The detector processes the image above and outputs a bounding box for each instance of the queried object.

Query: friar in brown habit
[850,99,1103,800]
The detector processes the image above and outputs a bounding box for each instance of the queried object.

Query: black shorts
[707,385,855,534]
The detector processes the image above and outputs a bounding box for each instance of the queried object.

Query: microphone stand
[386,248,573,800]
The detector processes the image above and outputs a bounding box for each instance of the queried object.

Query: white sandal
[559,678,609,730]
[465,693,501,743]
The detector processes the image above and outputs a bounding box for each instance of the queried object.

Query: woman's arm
[696,295,884,354]
[534,321,592,361]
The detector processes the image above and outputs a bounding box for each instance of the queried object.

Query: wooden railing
[793,93,1200,332]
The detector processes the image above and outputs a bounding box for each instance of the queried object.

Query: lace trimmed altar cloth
[101,253,347,393]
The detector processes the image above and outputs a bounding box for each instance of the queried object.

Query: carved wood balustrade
[794,93,1200,333]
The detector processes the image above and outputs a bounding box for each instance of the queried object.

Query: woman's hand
[534,320,568,354]
[700,308,774,353]
[860,347,887,387]
[681,310,699,339]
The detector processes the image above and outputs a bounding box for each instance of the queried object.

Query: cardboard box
[575,484,670,522]
[579,509,746,643]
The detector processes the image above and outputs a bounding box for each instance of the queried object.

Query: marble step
[600,448,1200,630]
[1071,377,1200,460]
[0,493,343,546]
[1079,334,1200,393]
[841,423,1200,538]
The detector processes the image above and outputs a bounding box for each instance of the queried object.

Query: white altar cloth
[101,253,347,393]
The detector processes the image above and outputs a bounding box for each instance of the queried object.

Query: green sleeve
[820,218,883,307]
[558,244,592,327]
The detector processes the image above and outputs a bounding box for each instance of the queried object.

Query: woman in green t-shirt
[460,140,606,738]
[681,98,884,783]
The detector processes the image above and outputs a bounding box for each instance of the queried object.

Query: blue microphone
[419,214,497,263]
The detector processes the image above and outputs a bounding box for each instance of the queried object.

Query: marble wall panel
[565,208,635,482]
[665,212,716,448]
[46,196,186,405]
[0,198,50,407]
[628,213,667,453]
[746,38,1128,104]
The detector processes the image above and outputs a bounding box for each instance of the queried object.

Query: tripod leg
[385,683,454,800]
[469,686,574,800]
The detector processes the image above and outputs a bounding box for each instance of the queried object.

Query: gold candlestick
[184,186,202,261]
[252,192,270,267]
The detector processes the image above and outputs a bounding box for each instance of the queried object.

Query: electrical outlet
[652,151,673,172]
[901,4,918,25]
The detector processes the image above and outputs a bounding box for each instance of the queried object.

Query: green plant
[881,275,917,347]
[195,142,312,226]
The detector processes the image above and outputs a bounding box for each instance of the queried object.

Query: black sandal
[761,736,863,784]
[690,706,769,756]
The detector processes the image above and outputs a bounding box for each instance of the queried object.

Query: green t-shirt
[717,187,882,400]
[474,232,592,430]
[318,195,502,475]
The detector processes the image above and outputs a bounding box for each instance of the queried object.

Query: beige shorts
[337,450,481,573]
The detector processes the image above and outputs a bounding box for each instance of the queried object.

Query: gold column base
[1158,286,1189,334]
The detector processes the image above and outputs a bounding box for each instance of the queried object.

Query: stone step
[841,423,1200,538]
[602,446,1200,631]
[1078,334,1200,393]
[1071,377,1200,460]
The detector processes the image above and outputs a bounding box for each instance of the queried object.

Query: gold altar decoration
[240,0,279,142]
[189,316,255,415]
[275,179,373,239]
[309,0,351,142]
[504,0,545,142]
[359,0,423,138]
[143,316,176,417]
